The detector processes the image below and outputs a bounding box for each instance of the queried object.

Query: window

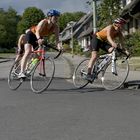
[135,19,138,29]
[126,0,131,4]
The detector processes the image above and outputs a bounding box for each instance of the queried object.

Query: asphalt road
[0,53,140,140]
[0,78,140,140]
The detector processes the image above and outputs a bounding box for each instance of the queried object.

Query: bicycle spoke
[102,57,129,90]
[30,58,55,93]
[73,59,89,88]
[8,61,23,90]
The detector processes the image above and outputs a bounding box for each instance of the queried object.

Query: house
[60,12,93,51]
[75,12,93,51]
[60,0,140,52]
[121,0,140,34]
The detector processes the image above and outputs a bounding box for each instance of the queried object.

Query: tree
[125,31,140,56]
[97,0,122,28]
[59,12,85,31]
[17,7,45,34]
[0,7,19,49]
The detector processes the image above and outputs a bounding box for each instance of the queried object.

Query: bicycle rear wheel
[73,58,89,88]
[102,56,129,90]
[30,57,55,93]
[8,60,23,90]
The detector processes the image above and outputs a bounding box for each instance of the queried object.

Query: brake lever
[46,44,63,59]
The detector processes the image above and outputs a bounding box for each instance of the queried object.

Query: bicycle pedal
[21,77,26,81]
[39,73,46,76]
[112,72,118,76]
[88,80,93,83]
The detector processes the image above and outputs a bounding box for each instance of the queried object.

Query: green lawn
[0,53,15,58]
[129,57,140,70]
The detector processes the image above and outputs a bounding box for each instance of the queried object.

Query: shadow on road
[124,80,140,89]
[46,87,105,94]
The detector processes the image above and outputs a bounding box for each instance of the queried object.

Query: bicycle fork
[111,51,117,75]
[39,59,46,77]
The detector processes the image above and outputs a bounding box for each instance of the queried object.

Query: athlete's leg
[87,35,100,75]
[87,51,98,74]
[19,43,32,77]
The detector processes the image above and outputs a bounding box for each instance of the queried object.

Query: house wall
[77,16,93,51]
[124,18,140,35]
[78,36,91,51]
[122,0,140,35]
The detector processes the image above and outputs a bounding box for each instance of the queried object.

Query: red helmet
[114,17,127,25]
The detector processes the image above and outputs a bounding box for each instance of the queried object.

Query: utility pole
[86,0,98,33]
[71,25,74,58]
[68,21,75,58]
[92,0,97,33]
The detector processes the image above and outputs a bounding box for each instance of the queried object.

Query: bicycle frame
[92,47,129,80]
[33,47,46,75]
[28,44,61,76]
[91,49,117,80]
[73,46,130,90]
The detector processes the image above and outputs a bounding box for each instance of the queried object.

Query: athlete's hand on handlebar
[124,50,130,57]
[56,43,63,51]
[111,42,118,48]
[37,38,44,46]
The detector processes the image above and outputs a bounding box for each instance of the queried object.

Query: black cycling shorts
[25,31,38,49]
[91,35,112,52]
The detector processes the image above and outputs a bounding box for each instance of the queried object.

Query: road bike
[8,44,62,93]
[73,47,130,90]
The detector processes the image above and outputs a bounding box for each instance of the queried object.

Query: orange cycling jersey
[30,19,55,37]
[96,25,119,42]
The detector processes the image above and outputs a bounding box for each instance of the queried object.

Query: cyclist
[15,29,31,62]
[18,9,62,78]
[15,34,26,62]
[86,17,130,82]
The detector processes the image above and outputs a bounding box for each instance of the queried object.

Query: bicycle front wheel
[8,60,23,90]
[102,57,129,90]
[30,57,55,93]
[73,58,89,88]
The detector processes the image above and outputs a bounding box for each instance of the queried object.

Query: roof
[60,12,93,42]
[78,26,93,39]
[121,0,140,19]
[73,12,93,37]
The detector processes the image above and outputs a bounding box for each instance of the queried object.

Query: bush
[125,31,140,56]
[0,47,15,53]
[63,43,71,53]
[74,44,83,55]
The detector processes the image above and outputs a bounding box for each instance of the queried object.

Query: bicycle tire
[73,58,89,88]
[30,57,55,93]
[8,61,23,90]
[102,55,129,90]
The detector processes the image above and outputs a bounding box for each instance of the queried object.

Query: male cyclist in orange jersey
[86,17,130,82]
[18,9,62,78]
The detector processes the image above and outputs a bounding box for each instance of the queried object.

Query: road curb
[0,59,12,63]
[62,55,75,79]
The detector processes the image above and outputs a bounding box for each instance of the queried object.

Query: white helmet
[114,17,127,25]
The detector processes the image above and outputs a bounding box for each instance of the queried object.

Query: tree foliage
[17,7,45,35]
[0,6,86,51]
[0,7,19,49]
[97,0,122,28]
[125,31,140,56]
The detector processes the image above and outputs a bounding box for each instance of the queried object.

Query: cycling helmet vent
[114,17,127,25]
[47,9,61,17]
